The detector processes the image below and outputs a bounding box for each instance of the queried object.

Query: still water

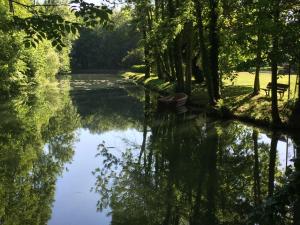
[0,74,299,225]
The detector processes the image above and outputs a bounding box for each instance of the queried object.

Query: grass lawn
[222,72,298,124]
[122,70,299,125]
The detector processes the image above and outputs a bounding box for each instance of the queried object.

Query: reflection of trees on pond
[93,92,300,225]
[71,87,145,134]
[0,88,80,225]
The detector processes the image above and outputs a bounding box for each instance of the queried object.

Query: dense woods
[71,8,143,71]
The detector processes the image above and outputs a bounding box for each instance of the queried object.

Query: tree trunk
[162,51,173,81]
[144,46,151,79]
[288,63,291,100]
[174,32,185,92]
[143,29,151,79]
[209,0,221,100]
[205,126,218,225]
[192,57,204,83]
[293,138,300,225]
[298,63,300,100]
[268,132,278,224]
[253,5,263,95]
[268,133,278,197]
[168,46,176,81]
[253,130,261,205]
[270,0,281,125]
[253,47,262,95]
[155,52,164,80]
[184,22,193,95]
[8,0,14,13]
[139,90,150,164]
[167,0,174,18]
[193,0,215,104]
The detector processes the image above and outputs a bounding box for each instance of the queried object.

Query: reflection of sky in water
[259,134,295,171]
[48,128,143,225]
[48,126,296,225]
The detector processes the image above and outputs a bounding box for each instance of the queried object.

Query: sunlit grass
[223,72,298,123]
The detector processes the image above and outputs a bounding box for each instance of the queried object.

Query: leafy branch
[10,0,113,50]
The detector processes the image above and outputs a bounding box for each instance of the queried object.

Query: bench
[262,82,289,99]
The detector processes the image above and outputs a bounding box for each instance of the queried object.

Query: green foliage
[0,1,74,94]
[71,8,142,70]
[0,85,80,225]
[0,0,114,94]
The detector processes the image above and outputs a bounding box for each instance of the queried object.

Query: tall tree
[253,1,264,95]
[270,0,281,125]
[193,0,215,104]
[208,0,221,101]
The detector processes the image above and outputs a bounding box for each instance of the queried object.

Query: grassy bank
[122,71,299,129]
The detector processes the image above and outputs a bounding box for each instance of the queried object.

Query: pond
[0,74,299,225]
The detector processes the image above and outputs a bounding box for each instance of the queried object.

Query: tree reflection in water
[93,90,300,225]
[0,88,80,225]
[1,81,298,225]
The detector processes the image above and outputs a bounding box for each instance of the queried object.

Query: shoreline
[121,71,300,132]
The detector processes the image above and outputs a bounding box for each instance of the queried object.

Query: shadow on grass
[223,85,273,119]
[223,85,253,97]
[241,97,272,121]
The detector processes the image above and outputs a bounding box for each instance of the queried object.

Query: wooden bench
[262,82,289,99]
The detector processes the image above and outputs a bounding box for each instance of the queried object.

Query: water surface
[0,74,299,225]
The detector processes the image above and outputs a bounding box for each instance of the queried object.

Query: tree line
[121,0,300,125]
[1,0,300,126]
[71,8,143,71]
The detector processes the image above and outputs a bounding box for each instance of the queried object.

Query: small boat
[158,93,188,108]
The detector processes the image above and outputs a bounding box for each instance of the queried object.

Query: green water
[0,74,299,225]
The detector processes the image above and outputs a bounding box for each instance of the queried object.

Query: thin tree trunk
[193,0,215,104]
[253,130,261,205]
[253,48,262,95]
[174,32,184,92]
[298,63,300,100]
[139,90,150,164]
[155,52,164,79]
[293,139,300,225]
[192,56,204,83]
[168,46,176,81]
[144,29,151,79]
[184,22,193,95]
[8,0,14,13]
[206,126,218,225]
[162,52,173,81]
[288,63,291,100]
[253,5,263,95]
[271,0,281,125]
[268,132,278,224]
[268,133,278,197]
[209,0,221,100]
